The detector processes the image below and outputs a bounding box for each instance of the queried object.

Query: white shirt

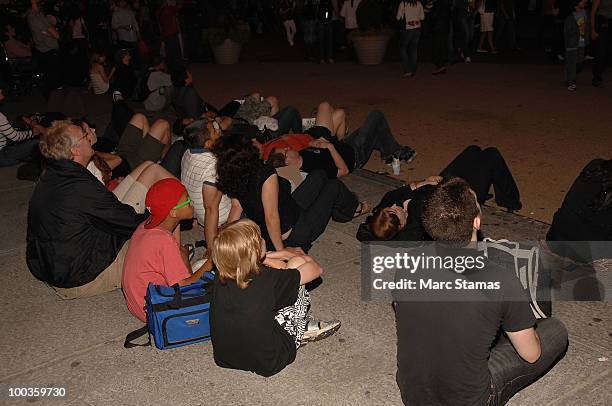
[181,149,231,227]
[340,0,362,29]
[397,1,425,30]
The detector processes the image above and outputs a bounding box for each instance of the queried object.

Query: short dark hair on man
[183,120,213,149]
[422,177,480,242]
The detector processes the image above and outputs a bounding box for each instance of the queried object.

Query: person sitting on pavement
[0,85,46,167]
[181,119,242,248]
[361,145,522,241]
[122,178,211,322]
[27,120,147,299]
[214,132,369,252]
[267,102,416,179]
[395,177,568,405]
[210,219,341,377]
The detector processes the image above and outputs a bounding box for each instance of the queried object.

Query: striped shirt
[181,148,231,227]
[0,112,34,151]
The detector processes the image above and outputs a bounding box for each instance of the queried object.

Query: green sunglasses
[173,196,192,209]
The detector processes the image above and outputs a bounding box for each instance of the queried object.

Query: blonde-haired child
[210,219,341,377]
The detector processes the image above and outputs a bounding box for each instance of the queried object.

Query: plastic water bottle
[392,158,401,175]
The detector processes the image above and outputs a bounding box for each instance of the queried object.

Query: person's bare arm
[311,138,349,177]
[227,198,242,223]
[592,0,601,40]
[202,184,222,248]
[179,255,213,286]
[265,251,323,284]
[506,327,542,363]
[409,175,443,190]
[262,174,284,251]
[46,25,60,39]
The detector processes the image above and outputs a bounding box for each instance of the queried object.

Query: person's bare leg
[332,107,346,139]
[148,119,172,157]
[265,96,279,116]
[488,32,495,51]
[134,163,175,188]
[478,32,486,50]
[314,101,334,132]
[128,160,155,180]
[129,113,150,135]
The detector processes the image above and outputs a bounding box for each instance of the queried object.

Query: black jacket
[26,159,147,288]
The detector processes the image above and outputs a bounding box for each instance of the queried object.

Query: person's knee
[465,145,483,154]
[130,113,147,129]
[368,110,384,120]
[265,95,278,107]
[318,101,332,112]
[537,318,569,354]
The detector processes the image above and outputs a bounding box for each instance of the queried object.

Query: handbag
[124,273,214,350]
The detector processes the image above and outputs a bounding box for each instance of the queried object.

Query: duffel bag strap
[124,325,151,348]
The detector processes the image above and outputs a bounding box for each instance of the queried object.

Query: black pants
[285,170,359,251]
[432,26,450,68]
[592,15,612,83]
[440,145,521,211]
[160,140,188,178]
[318,22,334,61]
[36,49,61,98]
[487,318,568,405]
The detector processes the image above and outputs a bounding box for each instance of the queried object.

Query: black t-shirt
[237,163,300,246]
[395,250,536,405]
[375,184,435,241]
[210,266,301,377]
[299,141,356,179]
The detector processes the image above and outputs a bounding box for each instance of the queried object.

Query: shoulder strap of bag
[124,325,151,348]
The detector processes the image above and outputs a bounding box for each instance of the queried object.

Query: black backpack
[547,159,612,262]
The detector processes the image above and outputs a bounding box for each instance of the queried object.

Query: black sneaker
[385,147,417,164]
[592,80,604,88]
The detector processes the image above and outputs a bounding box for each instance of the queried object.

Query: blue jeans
[487,318,568,405]
[342,111,402,168]
[399,29,421,74]
[0,139,40,167]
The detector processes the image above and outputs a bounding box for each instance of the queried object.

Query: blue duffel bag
[124,273,214,350]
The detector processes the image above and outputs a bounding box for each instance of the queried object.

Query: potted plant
[348,0,392,65]
[203,16,250,65]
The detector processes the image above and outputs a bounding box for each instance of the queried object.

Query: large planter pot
[212,39,242,64]
[352,34,390,65]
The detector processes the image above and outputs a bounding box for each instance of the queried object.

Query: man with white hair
[27,121,147,299]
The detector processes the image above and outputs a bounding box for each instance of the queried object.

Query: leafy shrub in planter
[356,0,384,31]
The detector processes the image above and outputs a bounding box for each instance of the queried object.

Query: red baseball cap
[144,178,187,229]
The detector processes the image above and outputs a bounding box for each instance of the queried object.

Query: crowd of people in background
[1,0,611,404]
[1,0,610,97]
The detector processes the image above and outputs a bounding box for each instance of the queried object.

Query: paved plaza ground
[0,59,610,405]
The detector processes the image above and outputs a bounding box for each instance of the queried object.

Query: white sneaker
[302,117,316,131]
[465,56,471,63]
[301,319,341,343]
[112,91,123,102]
